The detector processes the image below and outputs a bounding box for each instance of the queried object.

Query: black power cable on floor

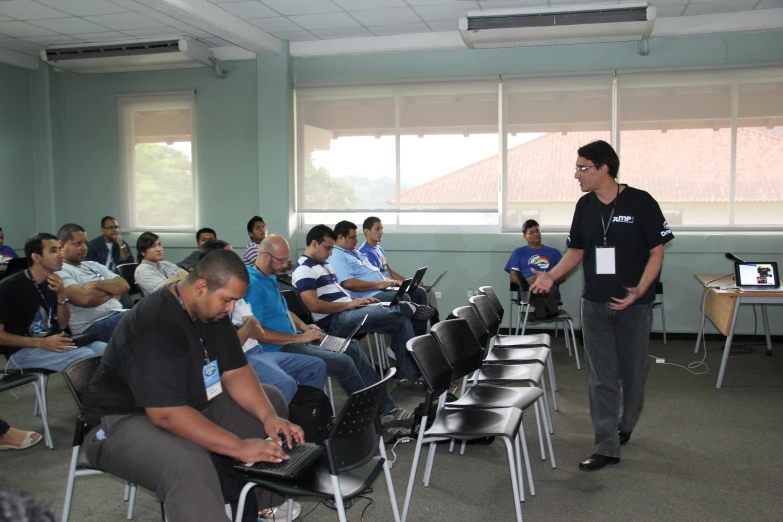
[730,304,758,355]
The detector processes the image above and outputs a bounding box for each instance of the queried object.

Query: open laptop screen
[734,262,780,288]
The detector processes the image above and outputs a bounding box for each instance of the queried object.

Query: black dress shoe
[619,431,632,445]
[578,453,620,471]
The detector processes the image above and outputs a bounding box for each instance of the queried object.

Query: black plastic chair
[116,263,142,305]
[402,335,524,522]
[0,361,54,449]
[0,372,45,442]
[652,281,667,344]
[4,257,28,277]
[61,355,138,522]
[450,307,556,465]
[235,368,400,522]
[281,289,314,325]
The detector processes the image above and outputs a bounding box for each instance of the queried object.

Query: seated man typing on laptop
[329,220,434,336]
[246,234,413,434]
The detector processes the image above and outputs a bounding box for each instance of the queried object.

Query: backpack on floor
[288,385,333,444]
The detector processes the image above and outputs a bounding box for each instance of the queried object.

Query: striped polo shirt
[292,255,352,328]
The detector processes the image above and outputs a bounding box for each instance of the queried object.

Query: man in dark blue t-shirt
[531,140,673,472]
[505,219,565,301]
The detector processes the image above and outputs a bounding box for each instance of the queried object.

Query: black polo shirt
[82,286,247,420]
[0,271,60,359]
[568,185,674,304]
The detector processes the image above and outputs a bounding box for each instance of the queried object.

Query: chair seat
[448,385,542,411]
[524,311,573,324]
[484,347,550,365]
[425,407,523,440]
[0,373,38,392]
[242,455,386,502]
[476,364,544,385]
[3,367,56,376]
[494,333,550,347]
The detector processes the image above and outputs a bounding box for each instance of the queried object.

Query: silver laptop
[734,261,781,292]
[311,315,367,353]
[426,271,447,292]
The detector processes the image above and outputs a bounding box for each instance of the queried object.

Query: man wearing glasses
[86,216,134,274]
[530,140,673,472]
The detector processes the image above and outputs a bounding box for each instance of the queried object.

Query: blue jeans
[0,417,9,436]
[245,347,327,404]
[83,311,128,343]
[7,341,107,372]
[281,341,396,415]
[328,305,420,381]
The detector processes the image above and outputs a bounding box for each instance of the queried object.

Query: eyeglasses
[575,165,596,172]
[264,252,290,265]
[102,225,120,230]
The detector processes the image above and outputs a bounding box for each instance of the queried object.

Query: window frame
[118,91,198,233]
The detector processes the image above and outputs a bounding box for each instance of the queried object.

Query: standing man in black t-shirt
[81,250,304,521]
[531,140,673,471]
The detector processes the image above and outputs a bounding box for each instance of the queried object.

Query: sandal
[0,430,43,450]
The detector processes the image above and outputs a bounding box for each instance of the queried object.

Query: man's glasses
[575,165,596,172]
[265,252,290,265]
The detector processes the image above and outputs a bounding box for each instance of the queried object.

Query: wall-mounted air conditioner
[40,37,215,74]
[459,2,656,51]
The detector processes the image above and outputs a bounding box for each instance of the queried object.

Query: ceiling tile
[369,22,431,35]
[248,16,303,32]
[208,0,250,3]
[23,34,81,45]
[83,13,165,30]
[172,24,216,38]
[76,31,131,42]
[333,0,408,10]
[684,0,757,15]
[105,0,154,12]
[310,26,373,39]
[478,1,549,7]
[261,0,341,16]
[289,12,359,30]
[219,1,279,18]
[0,15,12,22]
[28,17,112,34]
[352,7,422,26]
[121,27,183,38]
[0,37,41,51]
[272,29,318,41]
[655,5,686,16]
[206,36,235,46]
[0,1,70,20]
[414,3,479,22]
[405,0,463,5]
[427,20,458,32]
[0,21,57,37]
[140,10,187,26]
[36,0,129,17]
[755,0,783,8]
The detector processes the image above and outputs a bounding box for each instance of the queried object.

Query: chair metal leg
[378,438,401,522]
[562,321,573,358]
[401,421,428,522]
[234,482,256,522]
[423,440,438,487]
[326,377,335,413]
[501,437,524,522]
[330,475,349,522]
[448,439,455,452]
[547,351,558,396]
[660,302,667,345]
[459,440,467,455]
[539,399,556,468]
[127,483,137,520]
[519,419,535,497]
[513,435,525,503]
[124,483,130,502]
[534,379,554,435]
[286,497,294,522]
[31,378,53,449]
[532,398,545,461]
[567,319,581,370]
[61,445,81,522]
[366,335,376,370]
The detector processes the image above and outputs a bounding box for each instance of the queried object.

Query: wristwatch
[59,298,69,306]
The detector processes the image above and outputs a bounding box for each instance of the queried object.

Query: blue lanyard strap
[26,269,57,331]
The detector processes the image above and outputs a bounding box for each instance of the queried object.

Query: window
[296,67,783,231]
[119,92,196,230]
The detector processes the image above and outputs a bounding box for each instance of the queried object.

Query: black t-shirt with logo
[82,286,247,420]
[568,185,674,304]
[0,271,60,358]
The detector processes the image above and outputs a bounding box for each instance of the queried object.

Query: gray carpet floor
[2,337,782,522]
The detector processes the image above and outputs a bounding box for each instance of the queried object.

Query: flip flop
[0,431,43,450]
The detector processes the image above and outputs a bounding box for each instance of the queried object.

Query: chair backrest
[451,306,490,349]
[431,318,484,378]
[469,294,501,338]
[5,257,28,277]
[655,281,664,296]
[117,263,140,295]
[407,334,453,401]
[62,355,103,410]
[324,367,396,474]
[478,286,504,323]
[281,289,314,325]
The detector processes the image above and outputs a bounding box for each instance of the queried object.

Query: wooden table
[694,273,782,388]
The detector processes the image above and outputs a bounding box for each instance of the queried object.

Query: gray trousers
[84,385,287,522]
[581,299,652,458]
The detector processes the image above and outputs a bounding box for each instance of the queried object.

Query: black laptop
[236,441,323,480]
[734,261,781,292]
[407,266,428,292]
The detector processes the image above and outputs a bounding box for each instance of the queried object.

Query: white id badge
[203,360,223,400]
[595,246,616,275]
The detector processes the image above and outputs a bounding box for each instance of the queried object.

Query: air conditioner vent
[467,7,648,32]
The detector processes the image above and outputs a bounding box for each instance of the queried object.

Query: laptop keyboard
[240,442,323,479]
[319,335,347,352]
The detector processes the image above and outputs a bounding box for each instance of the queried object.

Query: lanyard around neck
[26,269,57,331]
[599,183,621,246]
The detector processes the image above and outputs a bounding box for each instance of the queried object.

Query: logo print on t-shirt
[663,221,670,229]
[527,255,551,271]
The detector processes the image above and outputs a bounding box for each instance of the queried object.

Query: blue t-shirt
[328,246,386,299]
[0,245,19,264]
[358,242,390,278]
[504,245,563,279]
[244,265,296,353]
